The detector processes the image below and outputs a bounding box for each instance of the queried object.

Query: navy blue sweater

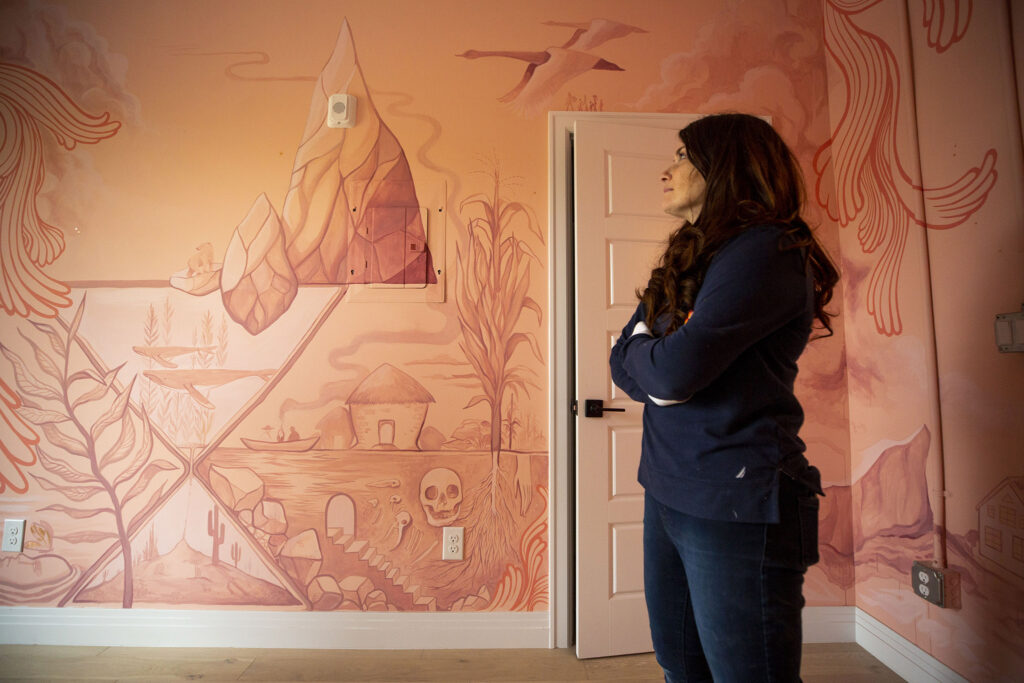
[609,224,815,523]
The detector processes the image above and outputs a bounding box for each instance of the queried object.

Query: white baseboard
[2,607,848,650]
[0,602,977,681]
[855,609,969,683]
[0,607,550,649]
[802,605,857,643]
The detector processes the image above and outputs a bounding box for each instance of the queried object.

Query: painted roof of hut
[347,363,435,404]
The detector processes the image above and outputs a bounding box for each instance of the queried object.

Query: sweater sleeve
[619,226,808,401]
[609,303,650,404]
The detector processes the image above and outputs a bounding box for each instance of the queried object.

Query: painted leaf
[464,394,490,410]
[89,376,136,442]
[28,320,66,359]
[0,343,62,401]
[31,473,105,501]
[521,296,542,324]
[17,406,70,425]
[36,446,97,484]
[99,414,136,470]
[129,482,167,529]
[71,363,121,410]
[70,363,120,399]
[67,368,101,386]
[19,329,62,383]
[505,332,543,363]
[40,422,89,458]
[18,394,41,410]
[66,293,86,355]
[40,503,113,519]
[71,380,111,410]
[56,530,118,544]
[120,459,176,506]
[114,410,154,487]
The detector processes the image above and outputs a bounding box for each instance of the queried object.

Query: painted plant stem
[456,165,543,510]
[2,295,156,608]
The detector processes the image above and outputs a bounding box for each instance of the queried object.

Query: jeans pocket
[797,491,820,567]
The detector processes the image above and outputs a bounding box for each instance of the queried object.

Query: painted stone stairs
[331,533,436,611]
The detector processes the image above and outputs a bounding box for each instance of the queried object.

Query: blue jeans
[643,475,819,683]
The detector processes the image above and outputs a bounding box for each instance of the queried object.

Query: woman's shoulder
[717,222,790,256]
[706,223,806,283]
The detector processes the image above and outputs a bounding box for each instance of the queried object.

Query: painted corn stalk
[454,165,543,509]
[0,295,172,608]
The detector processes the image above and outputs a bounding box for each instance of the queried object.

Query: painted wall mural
[0,62,118,319]
[172,19,437,335]
[0,3,547,615]
[819,0,1024,680]
[0,1,1020,680]
[814,0,997,337]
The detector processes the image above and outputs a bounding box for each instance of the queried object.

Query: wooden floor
[0,643,903,681]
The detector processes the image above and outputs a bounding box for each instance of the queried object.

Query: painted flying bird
[457,18,646,115]
[131,345,217,369]
[143,368,276,410]
[542,18,649,52]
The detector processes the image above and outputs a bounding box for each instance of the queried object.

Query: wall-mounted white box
[327,93,356,128]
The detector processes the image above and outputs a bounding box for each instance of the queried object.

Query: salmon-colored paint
[0,0,1020,679]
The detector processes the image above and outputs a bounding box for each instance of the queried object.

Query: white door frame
[546,111,711,648]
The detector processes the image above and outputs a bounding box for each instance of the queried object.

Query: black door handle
[583,399,626,418]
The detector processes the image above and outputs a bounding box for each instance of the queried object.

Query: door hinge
[571,399,578,416]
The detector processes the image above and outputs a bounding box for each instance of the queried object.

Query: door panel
[573,116,700,659]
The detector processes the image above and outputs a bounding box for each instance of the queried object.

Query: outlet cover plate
[911,560,960,608]
[2,519,25,552]
[442,526,463,561]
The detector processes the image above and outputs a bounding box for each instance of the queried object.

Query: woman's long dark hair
[639,113,839,336]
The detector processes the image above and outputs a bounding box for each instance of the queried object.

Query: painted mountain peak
[184,18,434,334]
[281,18,435,287]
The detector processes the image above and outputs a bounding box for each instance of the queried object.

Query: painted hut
[346,363,435,450]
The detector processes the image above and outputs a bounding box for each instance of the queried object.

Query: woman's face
[660,145,707,223]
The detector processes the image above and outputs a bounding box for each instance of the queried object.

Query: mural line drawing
[1,11,550,618]
[455,163,543,513]
[0,61,120,319]
[0,296,182,608]
[976,477,1024,581]
[170,20,435,335]
[1,374,39,494]
[813,0,996,336]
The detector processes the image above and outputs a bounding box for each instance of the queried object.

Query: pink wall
[820,1,1024,680]
[1,0,1018,678]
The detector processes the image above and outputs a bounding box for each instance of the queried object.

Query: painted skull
[419,467,463,527]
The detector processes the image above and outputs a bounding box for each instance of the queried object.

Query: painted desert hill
[76,538,298,606]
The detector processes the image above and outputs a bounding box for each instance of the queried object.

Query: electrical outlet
[442,526,463,561]
[911,561,960,608]
[2,519,25,553]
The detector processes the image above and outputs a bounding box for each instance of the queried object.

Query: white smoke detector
[327,94,356,128]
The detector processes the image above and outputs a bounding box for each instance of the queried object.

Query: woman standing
[609,113,839,682]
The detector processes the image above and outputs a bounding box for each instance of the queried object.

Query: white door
[574,117,700,659]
